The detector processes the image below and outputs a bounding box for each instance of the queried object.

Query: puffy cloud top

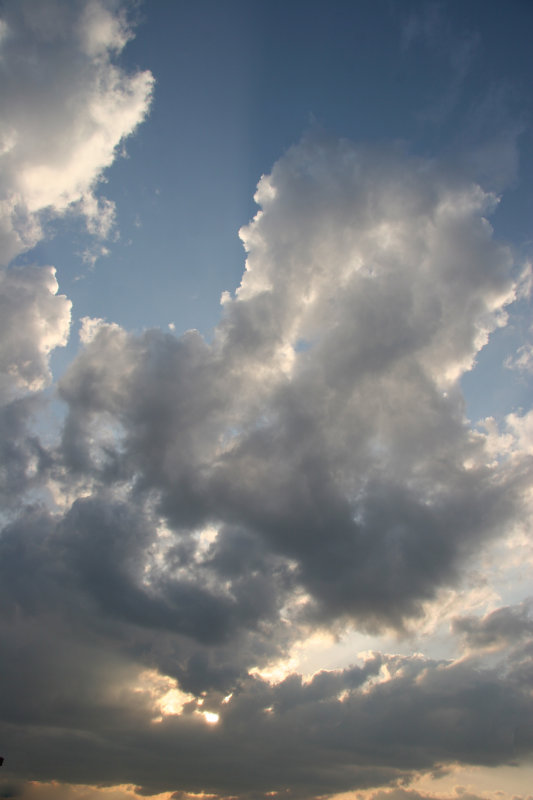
[0,0,153,264]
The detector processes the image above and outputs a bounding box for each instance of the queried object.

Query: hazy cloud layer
[1,3,533,800]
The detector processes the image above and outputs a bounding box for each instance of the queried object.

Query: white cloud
[226,139,518,389]
[0,265,71,399]
[80,0,133,57]
[0,0,153,496]
[505,341,533,373]
[0,0,153,265]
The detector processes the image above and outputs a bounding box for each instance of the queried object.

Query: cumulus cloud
[1,127,533,799]
[0,266,71,399]
[1,8,533,797]
[0,0,153,264]
[53,137,529,635]
[0,0,153,508]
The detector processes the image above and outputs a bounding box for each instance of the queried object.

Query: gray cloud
[53,137,529,635]
[1,134,532,798]
[453,600,533,652]
[1,650,532,798]
[0,784,24,800]
[359,790,529,800]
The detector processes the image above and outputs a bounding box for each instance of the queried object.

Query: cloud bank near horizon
[1,3,533,800]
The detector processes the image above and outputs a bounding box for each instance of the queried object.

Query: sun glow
[134,669,195,722]
[199,711,220,725]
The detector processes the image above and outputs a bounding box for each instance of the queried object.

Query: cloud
[505,340,533,374]
[0,266,71,399]
[1,9,533,797]
[0,265,70,508]
[1,129,533,799]
[453,600,533,652]
[52,137,528,638]
[0,0,153,265]
[1,648,532,798]
[0,0,153,509]
[357,789,529,800]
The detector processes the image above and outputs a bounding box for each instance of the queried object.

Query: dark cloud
[453,600,533,651]
[0,394,53,508]
[360,790,522,800]
[1,652,532,798]
[0,785,24,800]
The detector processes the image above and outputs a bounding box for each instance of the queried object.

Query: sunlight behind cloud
[200,711,220,725]
[134,669,195,723]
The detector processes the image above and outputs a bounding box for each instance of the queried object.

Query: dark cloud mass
[1,2,533,799]
[453,600,533,652]
[2,651,533,798]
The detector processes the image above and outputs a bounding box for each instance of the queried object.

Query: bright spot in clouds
[201,712,220,725]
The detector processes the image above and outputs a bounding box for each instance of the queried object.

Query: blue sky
[2,3,533,800]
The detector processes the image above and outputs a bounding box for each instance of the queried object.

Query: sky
[1,2,533,800]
